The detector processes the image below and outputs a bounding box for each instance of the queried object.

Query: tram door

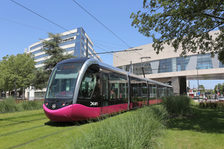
[130,77,141,109]
[100,73,109,114]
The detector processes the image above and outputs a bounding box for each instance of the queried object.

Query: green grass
[72,105,167,149]
[0,106,166,149]
[0,109,89,149]
[162,96,191,116]
[156,106,224,149]
[1,103,224,149]
[0,97,43,113]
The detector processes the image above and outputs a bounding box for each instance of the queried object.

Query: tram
[43,58,173,122]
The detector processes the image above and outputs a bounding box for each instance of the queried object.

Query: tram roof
[57,57,89,65]
[57,58,172,88]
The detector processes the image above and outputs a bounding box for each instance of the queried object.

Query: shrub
[19,100,43,110]
[0,97,18,113]
[0,97,43,113]
[162,96,191,116]
[72,106,167,149]
[217,102,224,111]
[199,101,224,111]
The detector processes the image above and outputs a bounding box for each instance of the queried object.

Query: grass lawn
[157,106,224,149]
[1,105,224,149]
[0,109,104,149]
[0,106,166,149]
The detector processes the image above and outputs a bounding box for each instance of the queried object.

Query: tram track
[0,117,47,127]
[0,120,82,137]
[0,112,43,121]
[0,124,45,137]
[7,126,76,149]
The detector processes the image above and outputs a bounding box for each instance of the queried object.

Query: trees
[0,54,36,98]
[0,33,75,98]
[33,33,75,89]
[198,85,205,93]
[43,33,75,73]
[214,83,224,94]
[32,68,49,90]
[131,0,224,62]
[0,62,5,97]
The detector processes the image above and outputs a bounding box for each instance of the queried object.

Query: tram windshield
[46,63,82,99]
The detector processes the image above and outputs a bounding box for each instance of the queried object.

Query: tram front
[43,59,83,121]
[43,58,101,122]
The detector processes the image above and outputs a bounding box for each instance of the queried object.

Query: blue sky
[0,0,151,63]
[0,0,223,89]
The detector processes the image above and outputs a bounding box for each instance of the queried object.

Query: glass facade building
[26,27,101,68]
[25,27,101,100]
[118,54,222,75]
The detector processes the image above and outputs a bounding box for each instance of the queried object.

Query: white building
[114,30,224,95]
[25,27,101,100]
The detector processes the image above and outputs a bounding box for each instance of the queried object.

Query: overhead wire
[10,0,68,31]
[71,0,143,57]
[94,44,129,62]
[9,0,143,63]
[94,41,123,50]
[0,17,48,32]
[71,0,131,48]
[93,42,131,63]
[95,48,142,54]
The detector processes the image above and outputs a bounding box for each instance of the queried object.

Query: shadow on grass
[167,106,224,133]
[44,119,99,127]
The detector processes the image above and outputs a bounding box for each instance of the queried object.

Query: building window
[60,33,76,40]
[31,49,43,55]
[176,57,190,71]
[133,63,142,75]
[59,39,75,46]
[158,58,172,73]
[36,60,45,65]
[65,47,75,52]
[34,54,48,60]
[197,54,213,69]
[219,62,224,68]
[30,43,43,50]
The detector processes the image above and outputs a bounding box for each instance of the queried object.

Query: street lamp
[140,56,151,78]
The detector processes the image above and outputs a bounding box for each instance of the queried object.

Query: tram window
[91,76,101,100]
[165,87,169,96]
[158,86,161,97]
[119,83,127,99]
[141,83,147,99]
[168,88,173,96]
[151,85,157,98]
[109,73,127,102]
[165,87,167,96]
[149,84,153,98]
[101,73,109,100]
[158,86,166,98]
[162,87,166,97]
[130,77,143,101]
[78,71,97,99]
[171,88,173,95]
[46,63,81,99]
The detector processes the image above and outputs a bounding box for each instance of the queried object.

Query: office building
[114,30,224,94]
[25,27,100,100]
